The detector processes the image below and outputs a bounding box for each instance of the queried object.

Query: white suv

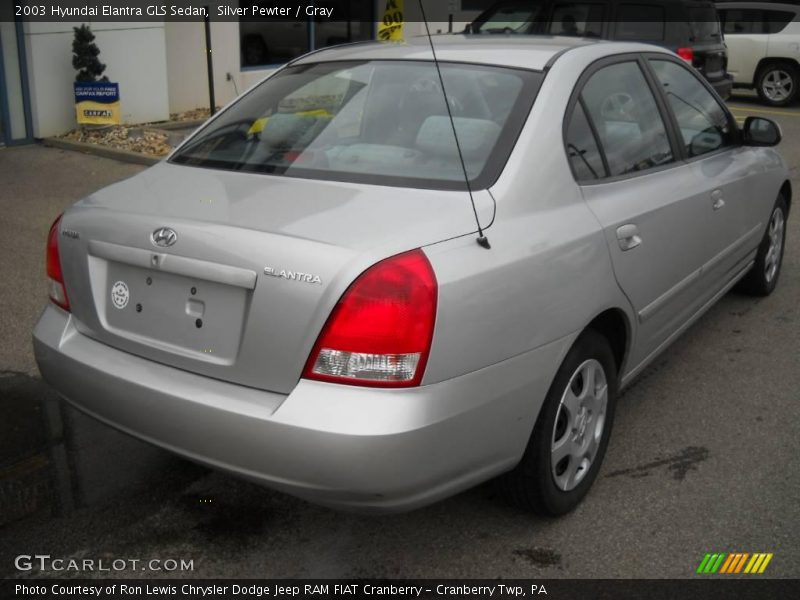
[718,2,800,106]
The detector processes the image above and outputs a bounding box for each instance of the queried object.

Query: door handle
[711,189,725,211]
[616,224,642,251]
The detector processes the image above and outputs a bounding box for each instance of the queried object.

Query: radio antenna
[417,0,490,249]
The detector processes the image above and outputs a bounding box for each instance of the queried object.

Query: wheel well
[586,309,629,374]
[756,57,800,81]
[780,180,792,215]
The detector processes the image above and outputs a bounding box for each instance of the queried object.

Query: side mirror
[742,116,782,147]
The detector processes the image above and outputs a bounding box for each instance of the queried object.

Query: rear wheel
[756,62,799,107]
[500,330,618,516]
[737,195,788,296]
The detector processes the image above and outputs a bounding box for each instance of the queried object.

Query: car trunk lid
[57,162,493,394]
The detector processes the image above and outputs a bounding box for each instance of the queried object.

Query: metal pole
[204,9,216,115]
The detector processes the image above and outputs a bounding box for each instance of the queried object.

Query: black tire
[737,195,789,296]
[756,62,799,107]
[499,330,618,516]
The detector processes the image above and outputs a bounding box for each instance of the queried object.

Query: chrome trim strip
[639,223,761,323]
[88,240,257,290]
[622,258,755,388]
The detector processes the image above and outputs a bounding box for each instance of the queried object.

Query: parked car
[717,2,800,106]
[34,36,789,515]
[467,0,733,98]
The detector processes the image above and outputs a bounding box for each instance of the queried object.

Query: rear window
[470,0,543,34]
[689,6,722,42]
[547,3,607,37]
[170,61,543,191]
[615,4,666,41]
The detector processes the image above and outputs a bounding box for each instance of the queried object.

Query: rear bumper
[710,74,734,100]
[33,305,570,512]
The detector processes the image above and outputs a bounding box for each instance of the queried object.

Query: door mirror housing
[742,116,782,147]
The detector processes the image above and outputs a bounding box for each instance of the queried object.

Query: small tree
[72,25,108,83]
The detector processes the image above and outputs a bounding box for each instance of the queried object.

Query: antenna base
[476,235,491,249]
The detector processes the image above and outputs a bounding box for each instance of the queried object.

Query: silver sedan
[33,36,790,515]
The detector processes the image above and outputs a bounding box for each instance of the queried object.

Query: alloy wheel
[762,69,794,103]
[551,359,608,492]
[764,206,785,284]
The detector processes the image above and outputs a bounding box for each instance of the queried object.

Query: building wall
[164,2,485,115]
[23,21,170,137]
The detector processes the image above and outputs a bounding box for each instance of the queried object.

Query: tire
[756,62,799,107]
[737,195,788,296]
[499,330,618,516]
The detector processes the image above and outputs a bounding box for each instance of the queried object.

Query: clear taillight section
[302,249,438,387]
[46,214,70,311]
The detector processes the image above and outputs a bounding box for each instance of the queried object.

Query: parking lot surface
[1,94,798,579]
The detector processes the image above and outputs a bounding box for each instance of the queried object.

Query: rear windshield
[471,0,544,34]
[689,6,722,42]
[170,60,542,190]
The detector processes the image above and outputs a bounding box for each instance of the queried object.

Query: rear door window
[689,6,723,43]
[615,4,666,41]
[548,3,607,37]
[578,61,674,177]
[720,9,762,35]
[763,10,796,34]
[650,59,735,158]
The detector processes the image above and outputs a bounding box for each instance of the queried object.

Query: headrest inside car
[415,116,501,159]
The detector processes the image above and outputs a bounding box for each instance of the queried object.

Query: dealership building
[0,1,491,145]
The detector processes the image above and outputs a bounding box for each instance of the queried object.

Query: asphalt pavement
[0,94,798,579]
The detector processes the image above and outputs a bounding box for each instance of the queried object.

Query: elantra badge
[264,267,322,285]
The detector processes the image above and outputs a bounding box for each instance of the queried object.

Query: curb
[42,137,163,166]
[150,118,206,130]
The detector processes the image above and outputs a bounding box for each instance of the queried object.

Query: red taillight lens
[46,214,70,311]
[677,47,694,63]
[303,249,438,388]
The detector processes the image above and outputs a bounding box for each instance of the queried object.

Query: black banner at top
[10,0,789,23]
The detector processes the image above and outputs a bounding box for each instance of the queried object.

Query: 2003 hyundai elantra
[34,36,790,515]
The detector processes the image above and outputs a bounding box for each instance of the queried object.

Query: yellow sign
[74,82,120,126]
[378,0,404,42]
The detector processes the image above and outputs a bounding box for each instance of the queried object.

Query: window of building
[240,1,374,69]
[579,61,673,176]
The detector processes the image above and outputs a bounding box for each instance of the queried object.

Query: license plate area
[704,54,723,75]
[101,261,248,363]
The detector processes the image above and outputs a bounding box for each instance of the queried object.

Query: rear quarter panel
[422,48,636,386]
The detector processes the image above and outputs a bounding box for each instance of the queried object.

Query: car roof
[291,35,672,72]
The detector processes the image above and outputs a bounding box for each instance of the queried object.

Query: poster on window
[74,82,120,125]
[378,0,404,42]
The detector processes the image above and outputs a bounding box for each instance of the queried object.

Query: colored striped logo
[696,553,774,574]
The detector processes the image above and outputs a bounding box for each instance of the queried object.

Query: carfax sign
[74,82,120,125]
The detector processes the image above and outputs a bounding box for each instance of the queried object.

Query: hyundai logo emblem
[151,227,178,248]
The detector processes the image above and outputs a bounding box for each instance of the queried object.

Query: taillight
[46,214,70,311]
[677,47,694,63]
[303,249,437,388]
